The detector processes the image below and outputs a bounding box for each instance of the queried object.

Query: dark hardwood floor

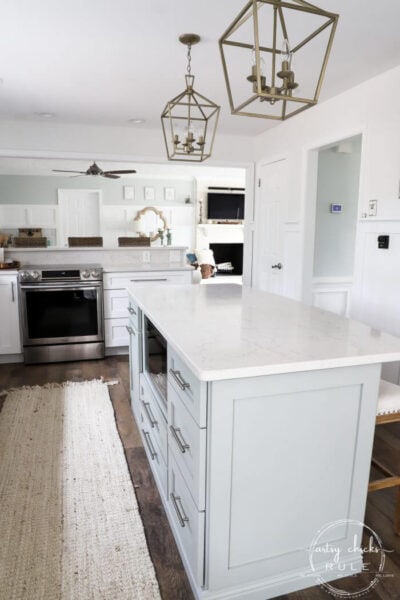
[1,356,400,600]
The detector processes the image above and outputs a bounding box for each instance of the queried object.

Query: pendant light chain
[187,43,192,138]
[187,42,192,76]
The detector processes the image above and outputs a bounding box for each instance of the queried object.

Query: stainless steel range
[19,264,104,364]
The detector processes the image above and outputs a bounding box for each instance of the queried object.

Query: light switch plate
[142,251,150,262]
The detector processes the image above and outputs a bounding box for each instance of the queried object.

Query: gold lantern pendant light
[219,0,339,121]
[161,34,220,162]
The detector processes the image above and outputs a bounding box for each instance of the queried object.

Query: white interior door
[58,189,101,246]
[255,159,286,294]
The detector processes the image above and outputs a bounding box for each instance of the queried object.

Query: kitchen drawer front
[168,383,206,510]
[140,379,168,465]
[140,414,168,500]
[105,271,190,290]
[104,289,130,319]
[104,272,136,289]
[168,348,207,427]
[168,452,205,587]
[104,318,129,347]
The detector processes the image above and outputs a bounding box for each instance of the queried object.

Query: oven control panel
[81,268,102,280]
[19,264,103,282]
[19,270,41,282]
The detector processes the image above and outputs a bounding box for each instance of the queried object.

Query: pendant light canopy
[161,34,220,162]
[219,0,339,121]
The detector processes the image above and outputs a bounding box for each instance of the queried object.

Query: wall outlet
[368,199,378,217]
[142,251,150,263]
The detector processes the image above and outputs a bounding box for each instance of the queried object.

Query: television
[207,192,245,221]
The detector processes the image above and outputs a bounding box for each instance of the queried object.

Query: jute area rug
[0,379,161,600]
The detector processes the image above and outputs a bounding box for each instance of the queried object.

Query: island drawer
[168,383,206,510]
[140,378,167,465]
[127,297,140,331]
[139,411,167,499]
[168,348,207,427]
[168,452,205,587]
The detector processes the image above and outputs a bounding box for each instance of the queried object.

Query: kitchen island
[126,283,400,600]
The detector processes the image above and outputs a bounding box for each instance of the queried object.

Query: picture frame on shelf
[144,186,155,201]
[164,187,175,202]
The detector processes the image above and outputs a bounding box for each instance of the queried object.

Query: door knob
[271,263,283,270]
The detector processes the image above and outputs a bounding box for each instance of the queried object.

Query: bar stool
[68,236,103,247]
[368,379,400,535]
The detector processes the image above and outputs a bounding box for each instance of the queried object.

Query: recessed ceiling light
[128,118,145,124]
[35,112,55,119]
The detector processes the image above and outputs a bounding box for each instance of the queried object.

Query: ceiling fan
[52,161,136,179]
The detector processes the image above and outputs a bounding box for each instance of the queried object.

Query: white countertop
[127,283,400,381]
[102,264,194,273]
[0,269,18,275]
[5,246,188,252]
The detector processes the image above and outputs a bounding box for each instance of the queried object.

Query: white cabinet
[139,374,168,497]
[127,296,142,422]
[0,273,21,354]
[128,295,382,600]
[104,270,192,348]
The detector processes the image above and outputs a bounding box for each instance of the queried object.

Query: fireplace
[209,243,243,276]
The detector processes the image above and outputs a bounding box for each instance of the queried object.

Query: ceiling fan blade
[102,173,120,179]
[52,169,86,174]
[103,169,137,175]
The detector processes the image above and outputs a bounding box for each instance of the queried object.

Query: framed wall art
[164,187,175,202]
[144,186,155,201]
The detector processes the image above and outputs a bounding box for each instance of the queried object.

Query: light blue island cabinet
[126,283,400,600]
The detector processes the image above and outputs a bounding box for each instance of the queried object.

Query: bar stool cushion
[377,380,400,415]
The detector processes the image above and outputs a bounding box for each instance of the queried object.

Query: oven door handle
[20,284,101,291]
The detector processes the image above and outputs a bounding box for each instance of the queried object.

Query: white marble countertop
[102,264,194,273]
[5,246,188,252]
[127,283,400,381]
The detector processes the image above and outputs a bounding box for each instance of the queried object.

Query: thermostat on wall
[330,203,343,213]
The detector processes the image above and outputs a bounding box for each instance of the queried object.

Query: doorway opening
[303,134,362,315]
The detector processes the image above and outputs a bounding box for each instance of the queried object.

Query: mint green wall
[0,174,193,206]
[313,136,362,277]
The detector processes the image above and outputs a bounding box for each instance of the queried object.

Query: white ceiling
[0,0,400,137]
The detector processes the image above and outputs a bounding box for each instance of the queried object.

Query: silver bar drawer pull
[127,306,137,315]
[170,426,190,453]
[170,493,189,527]
[125,325,135,336]
[130,278,168,283]
[169,368,190,391]
[11,282,15,302]
[142,430,157,460]
[143,402,157,427]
